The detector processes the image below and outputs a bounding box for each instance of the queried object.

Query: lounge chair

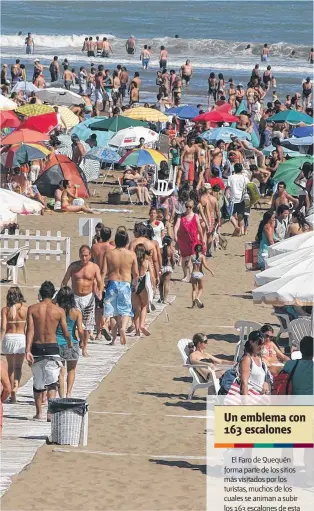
[177,338,220,399]
[288,318,312,350]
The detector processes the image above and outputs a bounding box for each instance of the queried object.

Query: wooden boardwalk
[1,296,175,498]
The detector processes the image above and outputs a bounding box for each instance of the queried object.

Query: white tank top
[249,357,265,390]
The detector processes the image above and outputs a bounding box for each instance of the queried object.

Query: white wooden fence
[0,230,71,273]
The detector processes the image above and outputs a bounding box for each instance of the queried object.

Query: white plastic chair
[151,168,177,197]
[177,339,220,399]
[234,320,262,362]
[288,318,312,349]
[6,246,29,284]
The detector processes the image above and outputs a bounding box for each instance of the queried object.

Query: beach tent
[35,154,89,198]
[273,156,314,196]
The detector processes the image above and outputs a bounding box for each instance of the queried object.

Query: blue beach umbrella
[285,136,314,146]
[166,105,200,120]
[262,144,302,157]
[85,147,120,163]
[71,117,113,147]
[292,126,314,138]
[199,127,251,144]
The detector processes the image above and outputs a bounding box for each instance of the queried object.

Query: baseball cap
[204,183,212,190]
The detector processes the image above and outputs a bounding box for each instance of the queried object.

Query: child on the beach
[158,235,175,304]
[191,243,214,309]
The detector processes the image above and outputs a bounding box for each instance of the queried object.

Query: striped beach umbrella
[79,158,101,182]
[123,107,168,122]
[4,143,51,167]
[58,106,80,131]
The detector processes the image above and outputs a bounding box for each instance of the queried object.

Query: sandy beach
[0,182,273,511]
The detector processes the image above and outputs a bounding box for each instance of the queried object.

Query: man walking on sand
[25,281,71,421]
[101,230,138,346]
[61,245,102,356]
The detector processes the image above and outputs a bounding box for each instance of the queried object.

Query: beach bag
[218,367,238,395]
[272,361,299,395]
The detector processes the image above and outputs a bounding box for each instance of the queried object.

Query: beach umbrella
[36,88,85,107]
[89,115,148,132]
[4,143,51,168]
[268,110,313,125]
[20,112,58,133]
[265,246,314,269]
[58,106,80,131]
[268,231,314,258]
[16,104,54,117]
[71,118,113,147]
[273,156,314,196]
[292,126,314,138]
[79,158,101,182]
[109,127,159,148]
[199,127,251,144]
[262,144,302,157]
[12,82,40,94]
[0,95,17,111]
[253,272,313,306]
[166,105,200,120]
[0,111,21,129]
[123,107,168,122]
[119,148,167,167]
[255,255,314,287]
[85,147,120,163]
[306,213,314,225]
[285,136,314,146]
[0,128,50,145]
[192,111,239,123]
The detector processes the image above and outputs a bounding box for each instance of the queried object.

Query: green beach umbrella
[89,115,148,133]
[273,156,314,196]
[268,111,313,125]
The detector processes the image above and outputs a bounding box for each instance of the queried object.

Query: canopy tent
[268,110,313,125]
[89,115,148,132]
[35,154,89,198]
[272,156,314,196]
[36,88,86,107]
[109,127,159,148]
[0,188,43,214]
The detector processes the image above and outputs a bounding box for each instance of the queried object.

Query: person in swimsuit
[262,65,272,91]
[126,35,136,55]
[228,79,236,109]
[261,43,270,62]
[95,36,103,57]
[140,45,151,70]
[1,287,27,403]
[131,244,154,336]
[308,48,314,64]
[189,333,233,382]
[260,324,289,367]
[208,72,217,106]
[286,210,311,237]
[159,46,168,69]
[190,243,214,309]
[302,77,312,109]
[158,235,175,304]
[61,179,94,214]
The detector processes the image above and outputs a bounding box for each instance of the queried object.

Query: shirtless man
[198,186,220,257]
[71,135,86,166]
[126,35,136,55]
[101,230,139,345]
[95,36,103,57]
[25,281,71,420]
[33,71,46,89]
[159,46,168,69]
[87,37,95,58]
[271,181,299,211]
[129,223,159,285]
[119,66,129,103]
[25,32,34,54]
[82,37,88,53]
[63,66,73,90]
[33,59,43,81]
[261,43,270,62]
[102,37,113,58]
[49,56,59,83]
[140,45,151,70]
[181,138,197,186]
[61,245,102,356]
[180,59,193,87]
[91,227,114,341]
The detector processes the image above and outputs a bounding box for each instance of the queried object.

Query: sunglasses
[200,339,208,344]
[186,205,193,209]
[264,334,275,341]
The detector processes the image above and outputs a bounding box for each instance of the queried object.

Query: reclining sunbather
[189,332,233,380]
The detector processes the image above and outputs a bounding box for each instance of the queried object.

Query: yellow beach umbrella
[123,107,168,122]
[16,104,54,117]
[58,106,80,131]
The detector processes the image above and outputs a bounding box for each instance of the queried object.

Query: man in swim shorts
[180,59,193,86]
[25,32,34,54]
[101,230,139,346]
[181,138,197,187]
[61,245,102,356]
[126,35,136,55]
[25,281,71,420]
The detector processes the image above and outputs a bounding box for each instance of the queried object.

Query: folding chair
[117,176,135,205]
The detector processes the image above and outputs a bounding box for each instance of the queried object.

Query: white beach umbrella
[306,213,314,225]
[0,95,17,111]
[256,256,314,286]
[268,231,314,257]
[253,272,314,306]
[109,127,159,148]
[265,246,314,268]
[12,82,40,93]
[36,88,85,107]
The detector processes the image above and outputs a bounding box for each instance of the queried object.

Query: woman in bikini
[158,235,175,304]
[1,287,27,403]
[228,80,236,109]
[286,210,311,237]
[190,243,214,309]
[260,324,289,367]
[61,179,94,214]
[132,244,154,336]
[189,333,233,381]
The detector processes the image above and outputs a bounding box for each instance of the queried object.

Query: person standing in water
[261,43,270,62]
[25,33,35,54]
[126,35,136,55]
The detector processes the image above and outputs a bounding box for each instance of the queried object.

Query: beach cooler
[245,241,259,270]
[48,398,88,446]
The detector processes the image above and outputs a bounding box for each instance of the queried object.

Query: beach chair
[288,318,312,349]
[5,245,29,284]
[271,309,291,338]
[234,320,262,362]
[117,176,135,205]
[151,167,177,197]
[177,339,220,399]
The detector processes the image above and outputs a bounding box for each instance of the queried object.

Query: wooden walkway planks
[0,296,175,498]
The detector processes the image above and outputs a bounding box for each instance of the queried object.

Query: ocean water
[1,0,313,104]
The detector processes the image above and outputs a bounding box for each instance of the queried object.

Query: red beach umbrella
[20,112,58,133]
[192,111,239,123]
[0,111,21,130]
[0,128,50,145]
